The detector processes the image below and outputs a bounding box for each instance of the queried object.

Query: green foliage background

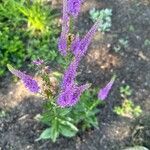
[0,0,60,76]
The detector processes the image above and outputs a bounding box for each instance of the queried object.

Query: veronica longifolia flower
[75,20,100,58]
[7,64,40,93]
[58,35,68,56]
[67,0,83,18]
[98,75,116,100]
[58,0,70,56]
[61,58,79,90]
[57,83,89,107]
[71,83,90,106]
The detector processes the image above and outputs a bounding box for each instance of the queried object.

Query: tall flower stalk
[7,0,116,142]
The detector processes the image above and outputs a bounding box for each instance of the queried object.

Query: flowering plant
[7,0,116,142]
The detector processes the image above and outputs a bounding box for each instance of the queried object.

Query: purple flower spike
[57,86,73,108]
[70,83,90,106]
[58,0,70,56]
[98,75,116,100]
[22,75,40,93]
[77,20,100,58]
[62,0,70,34]
[61,59,79,90]
[57,83,90,108]
[70,35,80,56]
[67,0,83,18]
[7,64,40,93]
[58,35,67,56]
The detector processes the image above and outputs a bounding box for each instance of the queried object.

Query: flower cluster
[7,64,40,93]
[67,0,83,18]
[58,0,100,59]
[57,0,116,107]
[58,56,90,107]
[71,21,100,59]
[57,83,90,107]
[7,0,116,108]
[61,58,79,90]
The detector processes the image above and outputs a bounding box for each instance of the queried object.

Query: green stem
[69,17,74,33]
[89,100,100,110]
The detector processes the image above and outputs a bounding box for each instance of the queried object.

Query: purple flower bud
[67,0,83,18]
[7,64,40,93]
[32,59,44,66]
[98,75,116,100]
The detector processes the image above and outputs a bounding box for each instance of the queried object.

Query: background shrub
[0,0,60,76]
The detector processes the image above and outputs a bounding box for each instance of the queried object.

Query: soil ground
[0,0,150,150]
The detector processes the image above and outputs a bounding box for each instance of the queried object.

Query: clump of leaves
[0,26,26,76]
[16,0,59,35]
[114,85,142,118]
[113,37,129,52]
[131,114,150,148]
[89,8,112,32]
[0,0,60,76]
[120,85,132,97]
[0,109,7,118]
[37,88,103,142]
[114,99,142,118]
[144,39,150,47]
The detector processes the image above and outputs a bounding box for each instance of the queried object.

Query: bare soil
[0,0,150,150]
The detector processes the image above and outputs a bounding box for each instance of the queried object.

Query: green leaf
[37,127,59,142]
[59,119,78,132]
[50,126,59,142]
[60,125,77,137]
[59,108,72,116]
[37,128,51,140]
